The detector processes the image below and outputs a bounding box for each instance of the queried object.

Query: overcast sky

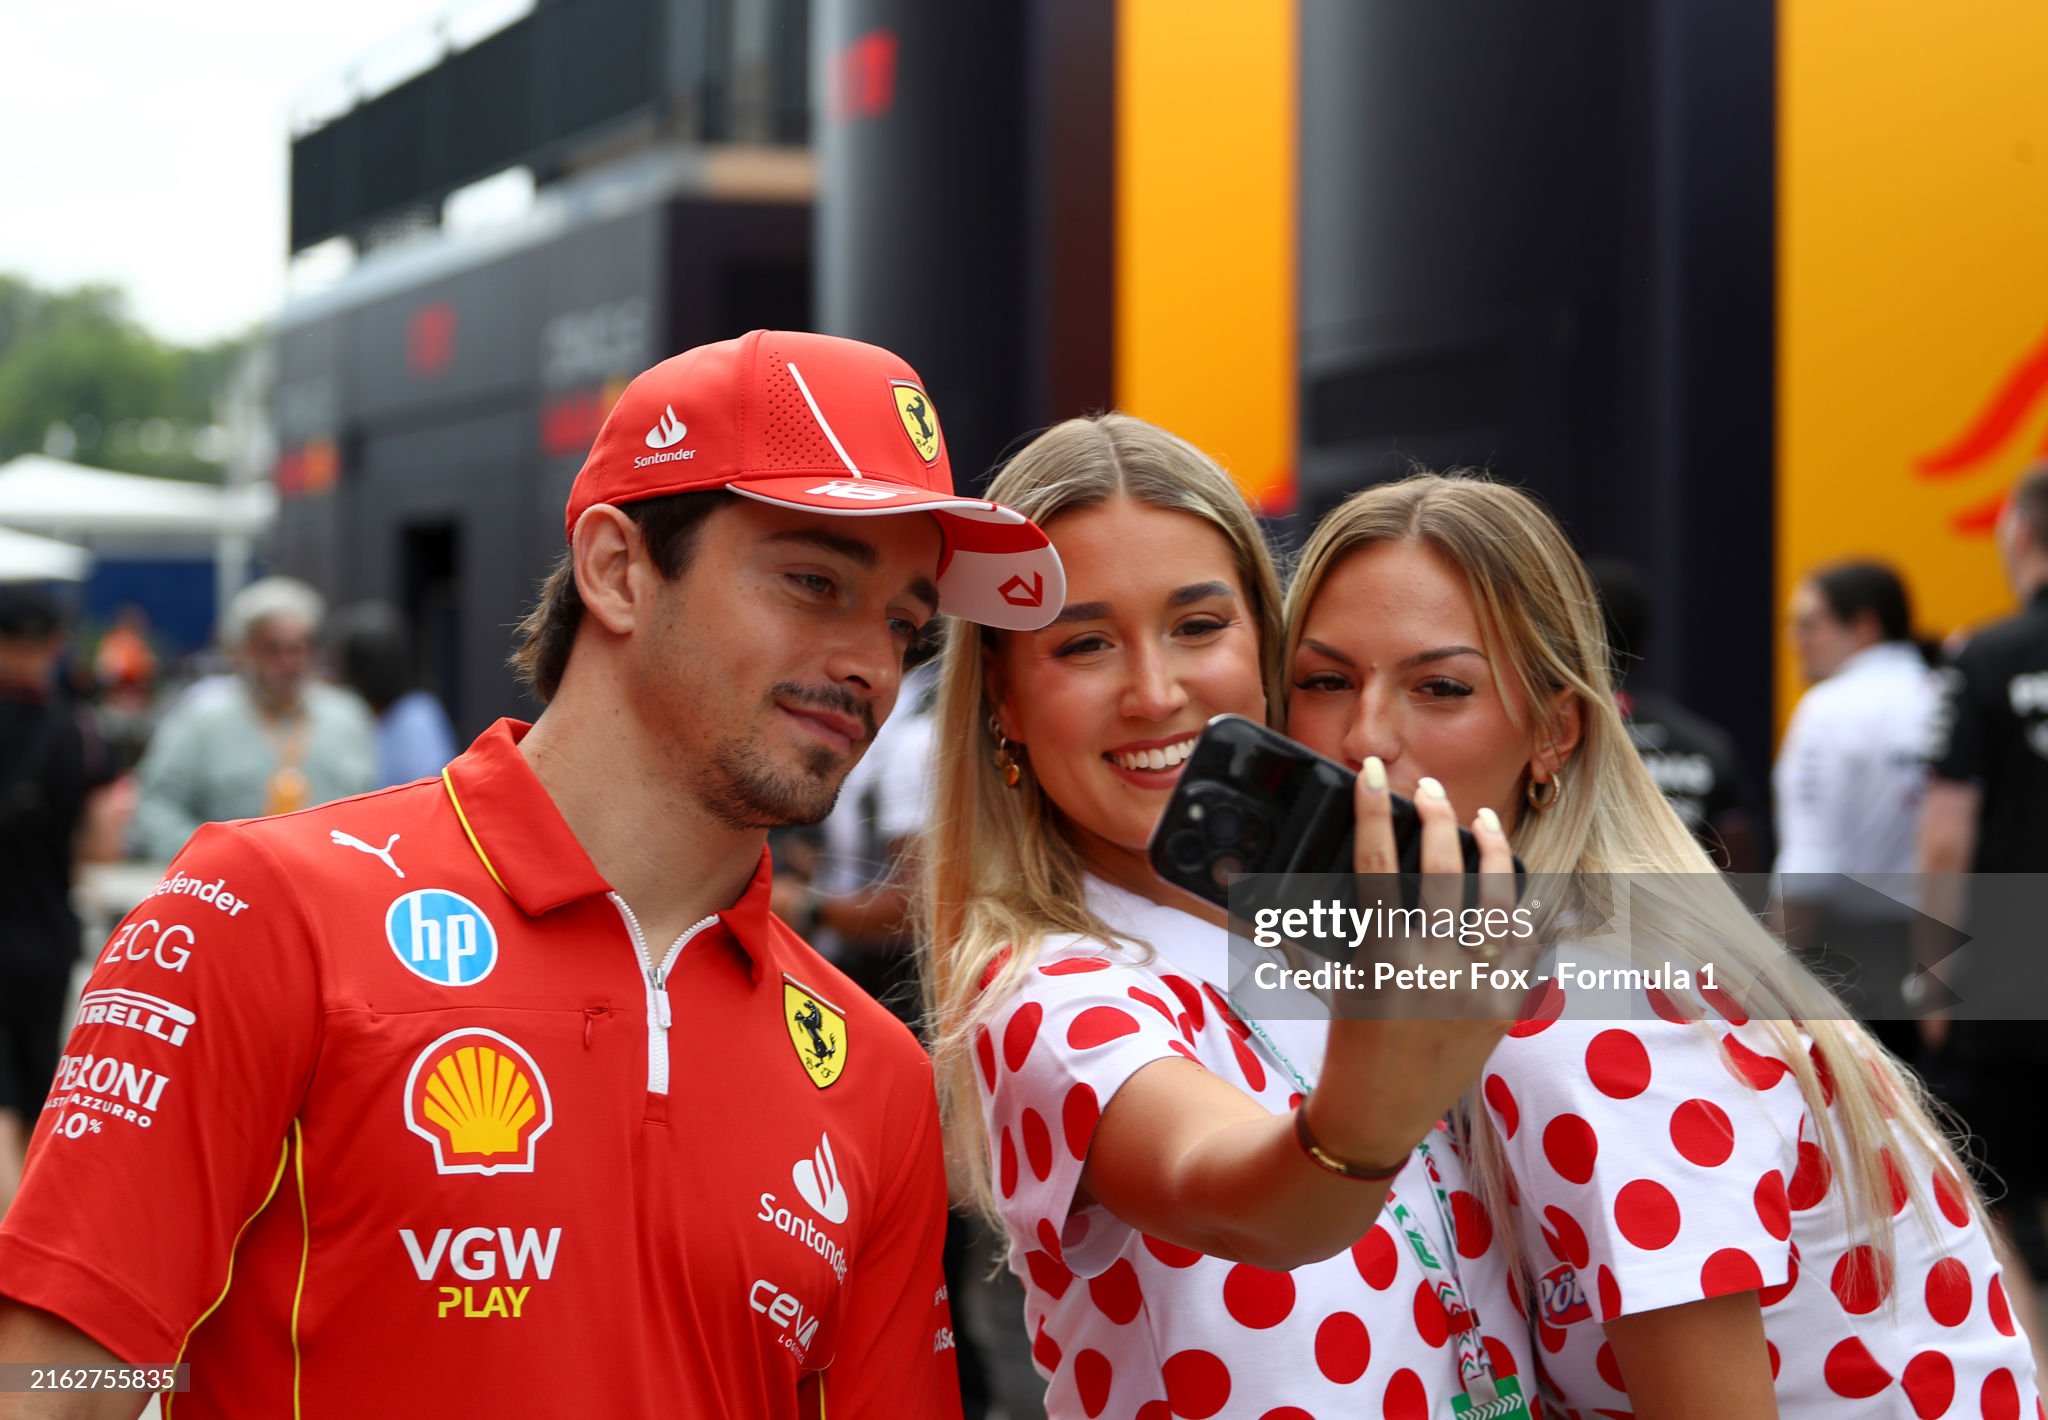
[0,0,514,346]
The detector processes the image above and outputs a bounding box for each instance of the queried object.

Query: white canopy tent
[0,524,93,582]
[0,455,274,540]
[0,454,276,617]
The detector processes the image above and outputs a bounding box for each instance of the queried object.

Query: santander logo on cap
[645,405,688,450]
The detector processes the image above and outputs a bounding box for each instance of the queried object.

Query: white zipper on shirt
[608,894,719,1096]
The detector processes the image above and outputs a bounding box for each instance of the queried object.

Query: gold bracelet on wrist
[1291,1106,1409,1182]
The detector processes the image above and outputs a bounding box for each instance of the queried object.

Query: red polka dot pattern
[1587,1029,1653,1099]
[1719,1033,1790,1090]
[1066,1005,1140,1050]
[1510,978,1566,1036]
[1313,1310,1371,1384]
[1595,1341,1624,1391]
[974,1026,997,1091]
[1451,1190,1493,1259]
[1412,1280,1450,1348]
[1040,956,1111,975]
[998,1128,1018,1198]
[1700,1247,1764,1297]
[1986,1369,2022,1420]
[1991,1274,2016,1336]
[1021,1108,1053,1182]
[1788,1139,1833,1211]
[1926,1256,1973,1328]
[1542,1205,1590,1270]
[1903,1351,1954,1420]
[1645,985,1697,1023]
[1032,1317,1062,1373]
[1823,1336,1892,1399]
[1754,1169,1791,1240]
[1229,1033,1267,1092]
[1597,1265,1622,1319]
[1883,1148,1911,1216]
[1220,1264,1294,1330]
[1023,1249,1073,1298]
[1542,1114,1599,1184]
[1758,1242,1800,1308]
[1383,1368,1429,1420]
[1934,1168,1972,1228]
[1004,1001,1043,1071]
[1351,1225,1399,1290]
[1669,1098,1735,1166]
[1161,1349,1231,1418]
[1160,973,1206,1031]
[1062,1082,1099,1161]
[1073,1348,1113,1417]
[1484,1073,1520,1137]
[1613,1179,1681,1250]
[1087,1259,1144,1325]
[1127,985,1177,1028]
[1701,980,1749,1025]
[1142,1234,1201,1269]
[1830,1244,1895,1315]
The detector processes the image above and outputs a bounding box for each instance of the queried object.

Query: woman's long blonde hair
[922,413,1285,1222]
[1284,472,1976,1282]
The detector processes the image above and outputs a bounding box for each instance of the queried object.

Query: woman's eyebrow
[1168,581,1235,608]
[1395,645,1485,670]
[1050,599,1112,625]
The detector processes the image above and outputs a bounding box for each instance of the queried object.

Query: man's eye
[789,573,836,597]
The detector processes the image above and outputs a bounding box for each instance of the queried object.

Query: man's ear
[571,504,651,636]
[1535,689,1586,781]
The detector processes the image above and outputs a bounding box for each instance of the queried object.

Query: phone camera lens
[1166,830,1207,873]
[1205,804,1244,845]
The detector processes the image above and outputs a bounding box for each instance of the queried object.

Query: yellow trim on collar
[442,767,509,895]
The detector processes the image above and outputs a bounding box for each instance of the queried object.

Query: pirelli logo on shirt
[783,976,847,1089]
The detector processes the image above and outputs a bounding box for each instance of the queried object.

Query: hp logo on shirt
[386,890,499,987]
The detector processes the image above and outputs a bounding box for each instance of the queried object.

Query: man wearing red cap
[0,331,1063,1418]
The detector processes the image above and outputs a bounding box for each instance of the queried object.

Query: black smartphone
[1147,714,1511,915]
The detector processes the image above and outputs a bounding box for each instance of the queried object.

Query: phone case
[1146,714,1495,915]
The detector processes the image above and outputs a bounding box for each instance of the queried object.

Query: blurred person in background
[1921,461,2048,1373]
[129,576,374,860]
[89,604,157,774]
[331,601,458,787]
[0,586,126,1216]
[1587,558,1764,871]
[1773,559,1937,1064]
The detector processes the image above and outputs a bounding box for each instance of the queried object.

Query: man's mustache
[772,682,878,744]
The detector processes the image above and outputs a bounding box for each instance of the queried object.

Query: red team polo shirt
[0,720,961,1418]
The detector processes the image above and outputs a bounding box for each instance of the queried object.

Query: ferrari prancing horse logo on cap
[784,976,848,1088]
[892,382,942,465]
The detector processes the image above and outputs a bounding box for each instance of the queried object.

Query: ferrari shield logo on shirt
[891,381,942,464]
[386,889,498,986]
[404,1028,553,1176]
[783,978,847,1089]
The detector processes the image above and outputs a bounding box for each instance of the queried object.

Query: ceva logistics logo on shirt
[386,889,498,986]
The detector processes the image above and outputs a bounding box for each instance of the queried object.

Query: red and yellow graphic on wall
[1779,1,2048,731]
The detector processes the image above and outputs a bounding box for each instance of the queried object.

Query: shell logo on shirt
[783,977,848,1089]
[404,1028,554,1176]
[386,889,498,987]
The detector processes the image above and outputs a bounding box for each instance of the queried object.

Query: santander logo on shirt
[793,1133,848,1225]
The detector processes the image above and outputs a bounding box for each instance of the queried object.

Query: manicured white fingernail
[1417,776,1446,801]
[1362,756,1388,792]
[1476,806,1502,834]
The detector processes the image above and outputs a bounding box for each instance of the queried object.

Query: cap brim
[730,474,1065,630]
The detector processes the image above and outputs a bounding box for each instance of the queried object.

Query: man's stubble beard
[699,733,846,830]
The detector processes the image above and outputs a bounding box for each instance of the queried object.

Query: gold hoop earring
[1526,773,1562,812]
[989,713,1022,789]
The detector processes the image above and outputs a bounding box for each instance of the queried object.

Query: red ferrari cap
[564,329,1064,630]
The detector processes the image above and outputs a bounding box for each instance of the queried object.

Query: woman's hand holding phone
[1300,756,1530,1172]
